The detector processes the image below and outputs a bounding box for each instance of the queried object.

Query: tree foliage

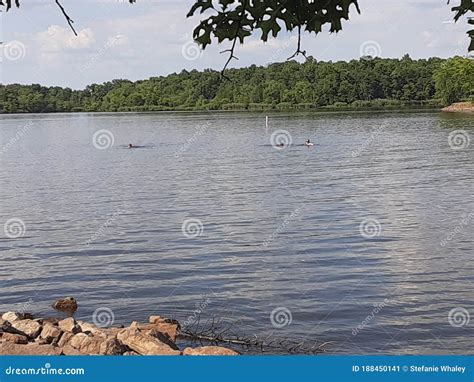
[1,56,454,114]
[434,56,474,104]
[1,0,473,64]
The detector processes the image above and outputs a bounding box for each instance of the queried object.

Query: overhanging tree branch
[54,0,77,36]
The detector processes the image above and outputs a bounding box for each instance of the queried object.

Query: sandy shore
[441,102,474,113]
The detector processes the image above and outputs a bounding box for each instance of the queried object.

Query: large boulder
[117,328,180,355]
[7,319,42,339]
[2,312,34,322]
[132,318,180,342]
[99,338,128,355]
[0,342,61,355]
[183,346,239,356]
[58,318,81,334]
[61,344,85,355]
[77,321,106,337]
[68,333,104,355]
[39,323,63,344]
[1,332,28,344]
[57,332,74,348]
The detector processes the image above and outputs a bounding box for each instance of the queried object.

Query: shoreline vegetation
[1,56,472,115]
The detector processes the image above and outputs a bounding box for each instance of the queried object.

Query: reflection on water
[0,111,472,354]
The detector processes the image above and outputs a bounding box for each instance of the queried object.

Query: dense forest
[1,56,472,114]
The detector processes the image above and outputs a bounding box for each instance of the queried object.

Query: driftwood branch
[177,316,332,354]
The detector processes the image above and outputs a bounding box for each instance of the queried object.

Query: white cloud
[37,25,96,52]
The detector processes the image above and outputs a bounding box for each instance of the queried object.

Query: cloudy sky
[0,0,470,89]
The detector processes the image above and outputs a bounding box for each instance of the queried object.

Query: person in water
[305,139,311,145]
[129,144,136,149]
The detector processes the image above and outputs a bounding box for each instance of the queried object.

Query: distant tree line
[1,56,472,114]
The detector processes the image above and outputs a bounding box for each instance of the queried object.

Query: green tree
[434,56,474,104]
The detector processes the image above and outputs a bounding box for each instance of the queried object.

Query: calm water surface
[0,111,472,354]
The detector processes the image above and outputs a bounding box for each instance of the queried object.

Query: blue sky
[0,0,471,89]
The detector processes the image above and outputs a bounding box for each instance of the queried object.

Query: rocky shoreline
[441,101,474,113]
[0,311,239,356]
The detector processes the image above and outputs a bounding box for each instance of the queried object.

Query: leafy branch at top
[448,0,474,51]
[1,0,473,69]
[187,0,361,75]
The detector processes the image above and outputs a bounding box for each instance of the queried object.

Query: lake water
[0,111,472,354]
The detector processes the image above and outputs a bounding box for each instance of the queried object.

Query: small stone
[58,318,81,334]
[183,346,239,356]
[149,316,181,329]
[0,342,61,355]
[52,297,78,313]
[117,328,180,355]
[1,332,28,344]
[9,319,42,339]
